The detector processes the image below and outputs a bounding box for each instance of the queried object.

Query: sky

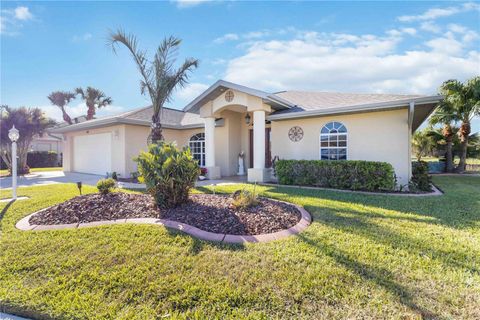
[1,0,479,131]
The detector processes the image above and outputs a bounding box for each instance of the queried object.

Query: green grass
[0,167,63,176]
[1,176,479,319]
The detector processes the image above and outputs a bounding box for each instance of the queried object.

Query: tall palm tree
[439,77,480,172]
[109,30,199,143]
[429,100,457,172]
[47,91,76,125]
[75,87,112,120]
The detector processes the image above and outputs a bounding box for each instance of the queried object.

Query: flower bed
[29,193,302,235]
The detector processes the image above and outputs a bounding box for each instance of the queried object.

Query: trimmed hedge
[411,161,432,192]
[275,160,396,191]
[27,151,60,168]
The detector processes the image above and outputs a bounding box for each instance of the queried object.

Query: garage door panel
[73,133,112,175]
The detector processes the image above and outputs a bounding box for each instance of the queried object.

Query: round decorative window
[225,90,234,102]
[288,126,304,142]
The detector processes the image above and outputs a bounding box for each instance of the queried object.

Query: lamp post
[8,125,20,200]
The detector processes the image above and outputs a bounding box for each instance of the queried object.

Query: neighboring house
[50,80,442,185]
[30,133,63,154]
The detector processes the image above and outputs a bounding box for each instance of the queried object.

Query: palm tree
[108,30,199,143]
[47,91,76,125]
[429,100,457,172]
[439,77,480,172]
[412,129,433,161]
[75,87,112,120]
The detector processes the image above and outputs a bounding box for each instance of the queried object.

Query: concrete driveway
[0,171,104,189]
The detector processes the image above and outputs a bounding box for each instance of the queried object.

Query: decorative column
[248,110,267,182]
[204,117,220,179]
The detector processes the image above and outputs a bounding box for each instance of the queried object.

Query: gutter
[267,95,443,121]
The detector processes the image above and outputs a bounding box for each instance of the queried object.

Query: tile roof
[122,106,203,126]
[272,91,424,114]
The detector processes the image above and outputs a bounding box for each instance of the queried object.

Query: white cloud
[214,33,239,43]
[174,0,213,9]
[174,82,209,103]
[14,6,33,21]
[223,31,479,95]
[72,33,93,42]
[420,21,441,33]
[40,103,126,122]
[398,2,479,22]
[1,6,34,35]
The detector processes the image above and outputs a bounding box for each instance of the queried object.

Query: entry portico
[184,80,293,182]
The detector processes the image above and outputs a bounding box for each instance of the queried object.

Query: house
[50,80,442,185]
[30,133,63,154]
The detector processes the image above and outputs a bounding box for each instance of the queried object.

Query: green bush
[135,142,200,208]
[27,151,59,168]
[97,178,116,195]
[275,160,396,191]
[410,161,432,192]
[231,186,259,210]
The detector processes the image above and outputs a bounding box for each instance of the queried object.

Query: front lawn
[0,176,479,319]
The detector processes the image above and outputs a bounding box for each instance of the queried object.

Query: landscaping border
[260,183,444,197]
[15,203,312,244]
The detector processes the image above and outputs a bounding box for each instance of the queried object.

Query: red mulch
[29,193,301,235]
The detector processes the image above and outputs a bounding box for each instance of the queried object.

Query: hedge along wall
[27,151,60,168]
[275,160,396,191]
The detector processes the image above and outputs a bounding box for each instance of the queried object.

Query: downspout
[408,102,415,182]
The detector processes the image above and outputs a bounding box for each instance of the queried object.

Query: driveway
[0,171,104,189]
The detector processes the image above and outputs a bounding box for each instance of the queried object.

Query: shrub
[200,167,208,176]
[410,161,432,192]
[135,142,200,208]
[27,151,59,168]
[275,160,396,191]
[231,186,259,210]
[97,178,116,194]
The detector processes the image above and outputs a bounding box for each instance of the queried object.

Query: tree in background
[412,128,434,161]
[75,87,112,120]
[0,106,56,174]
[109,30,198,143]
[429,100,457,172]
[439,77,480,172]
[47,91,76,125]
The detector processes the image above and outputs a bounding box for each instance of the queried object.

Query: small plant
[231,184,259,210]
[111,172,119,181]
[410,161,432,192]
[200,167,208,176]
[135,142,200,208]
[97,178,116,195]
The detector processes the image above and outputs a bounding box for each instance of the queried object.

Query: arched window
[320,121,347,160]
[189,133,205,167]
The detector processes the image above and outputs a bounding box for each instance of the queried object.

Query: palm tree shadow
[297,233,439,319]
[0,199,15,234]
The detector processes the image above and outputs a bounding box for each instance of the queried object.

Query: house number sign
[288,126,303,142]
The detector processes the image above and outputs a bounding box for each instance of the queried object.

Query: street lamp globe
[8,125,20,142]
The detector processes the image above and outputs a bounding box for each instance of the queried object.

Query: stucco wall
[270,108,411,185]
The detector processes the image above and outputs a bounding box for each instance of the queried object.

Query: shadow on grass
[297,233,439,319]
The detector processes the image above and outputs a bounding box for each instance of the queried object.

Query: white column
[204,117,216,167]
[253,110,265,169]
[12,141,17,200]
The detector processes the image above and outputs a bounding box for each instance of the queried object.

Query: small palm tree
[429,100,457,172]
[108,29,199,143]
[47,91,76,125]
[439,77,480,172]
[412,129,433,161]
[75,87,112,120]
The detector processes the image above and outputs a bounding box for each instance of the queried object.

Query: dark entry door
[249,128,272,168]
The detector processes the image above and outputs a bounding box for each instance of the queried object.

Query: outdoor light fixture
[77,181,82,195]
[8,125,20,200]
[8,125,19,142]
[245,113,251,125]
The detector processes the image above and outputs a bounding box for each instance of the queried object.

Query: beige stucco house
[51,80,442,186]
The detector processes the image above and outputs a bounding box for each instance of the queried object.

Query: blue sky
[1,1,479,131]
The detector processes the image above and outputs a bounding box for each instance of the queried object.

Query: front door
[249,128,272,168]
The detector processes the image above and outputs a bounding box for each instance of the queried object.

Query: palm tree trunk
[61,107,73,125]
[150,113,164,144]
[445,137,454,173]
[86,103,95,120]
[456,121,470,173]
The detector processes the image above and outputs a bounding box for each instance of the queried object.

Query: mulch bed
[29,193,302,235]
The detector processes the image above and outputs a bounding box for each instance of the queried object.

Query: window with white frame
[320,121,347,160]
[189,133,205,167]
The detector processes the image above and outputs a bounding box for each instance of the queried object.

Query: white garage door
[73,133,112,175]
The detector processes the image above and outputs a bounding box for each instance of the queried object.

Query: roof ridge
[280,90,424,97]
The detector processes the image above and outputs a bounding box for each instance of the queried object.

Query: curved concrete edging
[15,203,312,244]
